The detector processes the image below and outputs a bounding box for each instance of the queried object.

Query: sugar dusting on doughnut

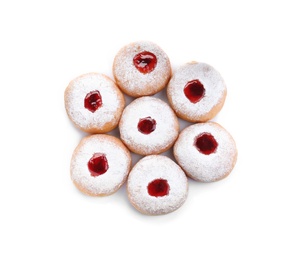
[174,122,237,182]
[127,155,188,215]
[167,62,227,122]
[119,96,179,155]
[65,73,125,133]
[71,134,131,196]
[113,41,171,97]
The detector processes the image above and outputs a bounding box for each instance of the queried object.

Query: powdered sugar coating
[127,155,188,215]
[119,96,179,155]
[113,41,171,97]
[71,134,131,196]
[64,73,125,133]
[174,122,237,182]
[167,62,227,122]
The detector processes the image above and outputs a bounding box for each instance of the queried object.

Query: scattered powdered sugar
[167,62,226,121]
[113,41,171,96]
[127,155,188,215]
[174,122,237,182]
[65,73,124,132]
[119,96,179,155]
[71,134,131,196]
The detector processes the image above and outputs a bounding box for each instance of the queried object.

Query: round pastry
[119,96,179,155]
[127,155,188,215]
[64,73,125,133]
[174,122,237,182]
[70,134,131,196]
[167,61,227,122]
[113,41,171,97]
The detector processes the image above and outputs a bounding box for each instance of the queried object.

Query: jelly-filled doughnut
[174,122,237,182]
[127,155,188,215]
[113,41,171,97]
[119,96,179,155]
[70,134,131,196]
[64,73,125,133]
[167,62,227,122]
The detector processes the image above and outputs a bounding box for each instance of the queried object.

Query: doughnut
[167,61,227,122]
[127,155,188,215]
[64,73,125,133]
[119,96,179,155]
[174,122,237,182]
[113,41,171,97]
[70,134,131,196]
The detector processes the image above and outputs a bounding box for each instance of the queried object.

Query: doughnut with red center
[167,61,227,122]
[113,41,171,97]
[127,155,188,215]
[70,134,131,196]
[64,73,125,133]
[174,122,237,182]
[119,96,179,155]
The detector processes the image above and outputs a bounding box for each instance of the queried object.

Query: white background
[1,0,302,259]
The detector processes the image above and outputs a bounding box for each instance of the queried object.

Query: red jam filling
[87,153,109,177]
[184,79,205,103]
[147,179,170,197]
[195,133,218,155]
[84,90,102,113]
[137,116,157,134]
[133,51,157,74]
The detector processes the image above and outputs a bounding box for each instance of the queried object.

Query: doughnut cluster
[64,41,237,216]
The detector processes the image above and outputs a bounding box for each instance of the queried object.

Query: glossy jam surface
[87,153,109,177]
[84,90,102,113]
[147,179,170,197]
[133,51,157,74]
[184,79,205,103]
[195,133,218,155]
[137,116,157,134]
